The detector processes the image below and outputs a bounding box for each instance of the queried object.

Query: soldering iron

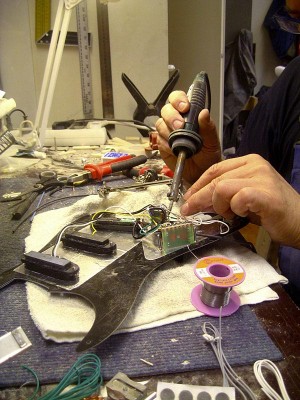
[167,71,211,212]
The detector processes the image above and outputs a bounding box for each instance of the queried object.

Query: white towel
[25,185,288,343]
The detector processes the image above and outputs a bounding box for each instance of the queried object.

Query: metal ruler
[76,1,94,119]
[35,0,113,121]
[97,2,114,119]
[35,0,51,42]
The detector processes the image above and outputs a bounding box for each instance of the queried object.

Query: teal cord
[25,354,103,400]
[21,365,40,400]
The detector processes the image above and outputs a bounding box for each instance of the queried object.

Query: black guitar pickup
[61,231,117,255]
[23,251,79,284]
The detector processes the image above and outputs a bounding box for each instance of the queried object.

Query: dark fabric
[223,29,257,151]
[264,0,300,60]
[279,144,300,305]
[236,55,300,182]
[0,282,283,388]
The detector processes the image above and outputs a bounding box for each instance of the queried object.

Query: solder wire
[187,248,234,308]
[200,283,232,308]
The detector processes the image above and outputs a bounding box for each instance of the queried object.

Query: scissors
[2,170,68,220]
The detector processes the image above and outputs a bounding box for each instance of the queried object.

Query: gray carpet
[0,282,282,387]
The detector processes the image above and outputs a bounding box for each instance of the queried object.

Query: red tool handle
[84,155,147,180]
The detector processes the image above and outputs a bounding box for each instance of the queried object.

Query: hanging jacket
[223,29,257,153]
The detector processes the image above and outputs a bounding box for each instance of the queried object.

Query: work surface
[0,148,300,399]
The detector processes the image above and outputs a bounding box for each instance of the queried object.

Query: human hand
[155,90,221,184]
[181,154,300,248]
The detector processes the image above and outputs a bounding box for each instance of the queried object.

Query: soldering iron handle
[184,72,209,133]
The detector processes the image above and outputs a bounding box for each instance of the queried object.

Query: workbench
[0,147,299,400]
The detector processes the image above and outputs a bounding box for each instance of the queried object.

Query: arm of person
[155,90,221,184]
[181,154,300,249]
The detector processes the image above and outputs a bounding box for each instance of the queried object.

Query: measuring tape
[35,0,51,42]
[76,1,94,119]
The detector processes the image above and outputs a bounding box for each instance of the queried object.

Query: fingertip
[155,118,163,130]
[199,108,211,124]
[180,202,189,216]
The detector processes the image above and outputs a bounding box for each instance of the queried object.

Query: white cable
[253,360,291,400]
[202,320,257,400]
[184,212,230,234]
[52,205,139,257]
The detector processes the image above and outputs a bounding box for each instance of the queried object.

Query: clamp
[122,69,180,136]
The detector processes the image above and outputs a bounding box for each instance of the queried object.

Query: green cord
[21,365,40,400]
[24,354,103,400]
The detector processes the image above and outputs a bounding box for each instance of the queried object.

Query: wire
[253,360,291,400]
[24,354,103,400]
[21,365,40,400]
[66,117,155,139]
[202,319,257,400]
[184,212,230,234]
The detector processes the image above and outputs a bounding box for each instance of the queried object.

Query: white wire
[253,360,291,400]
[184,212,230,234]
[202,320,257,400]
[52,219,95,257]
[52,205,140,257]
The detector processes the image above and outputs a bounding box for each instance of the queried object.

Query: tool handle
[11,192,39,220]
[85,155,147,180]
[184,71,210,133]
[110,155,147,173]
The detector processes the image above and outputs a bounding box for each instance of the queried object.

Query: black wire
[7,108,28,119]
[65,118,155,140]
[12,194,90,233]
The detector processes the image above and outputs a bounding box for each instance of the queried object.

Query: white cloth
[25,186,288,343]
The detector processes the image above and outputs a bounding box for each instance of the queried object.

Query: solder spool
[191,256,245,317]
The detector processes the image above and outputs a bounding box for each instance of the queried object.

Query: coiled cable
[24,353,103,400]
[253,359,291,400]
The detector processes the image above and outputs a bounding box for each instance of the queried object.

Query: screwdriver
[167,71,210,212]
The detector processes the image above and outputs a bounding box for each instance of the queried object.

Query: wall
[168,0,225,137]
[0,0,168,138]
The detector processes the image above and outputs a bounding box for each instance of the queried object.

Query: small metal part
[0,327,32,364]
[106,372,148,400]
[98,179,173,197]
[167,152,186,213]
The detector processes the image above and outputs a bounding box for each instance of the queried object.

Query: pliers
[3,171,67,220]
[67,154,148,185]
[122,69,180,136]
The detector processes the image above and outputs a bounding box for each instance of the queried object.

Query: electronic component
[106,372,148,400]
[23,251,79,284]
[160,222,196,254]
[62,231,116,255]
[91,215,136,233]
[0,326,32,364]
